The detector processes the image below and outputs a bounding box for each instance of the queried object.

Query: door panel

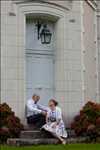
[26,54,54,105]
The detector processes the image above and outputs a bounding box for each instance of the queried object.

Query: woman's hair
[49,99,58,106]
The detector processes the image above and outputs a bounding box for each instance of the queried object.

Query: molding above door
[13,0,71,11]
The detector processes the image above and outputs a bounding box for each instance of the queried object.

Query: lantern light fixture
[36,21,52,44]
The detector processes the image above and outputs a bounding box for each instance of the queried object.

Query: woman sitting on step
[42,99,67,144]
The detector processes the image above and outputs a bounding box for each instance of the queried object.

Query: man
[26,94,48,128]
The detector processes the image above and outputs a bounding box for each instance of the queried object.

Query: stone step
[24,125,39,130]
[20,129,76,139]
[24,125,76,137]
[7,137,87,146]
[7,138,59,146]
[67,129,76,138]
[20,130,54,139]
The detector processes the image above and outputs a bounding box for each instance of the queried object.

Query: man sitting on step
[26,94,47,128]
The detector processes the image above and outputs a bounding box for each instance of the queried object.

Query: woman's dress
[42,107,67,138]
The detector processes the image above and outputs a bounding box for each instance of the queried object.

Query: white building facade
[97,1,100,104]
[1,0,100,125]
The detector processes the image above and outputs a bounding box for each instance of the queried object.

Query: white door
[26,54,54,105]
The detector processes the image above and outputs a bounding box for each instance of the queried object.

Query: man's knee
[39,114,45,121]
[27,116,34,124]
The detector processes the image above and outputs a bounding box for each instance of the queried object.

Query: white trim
[13,0,71,11]
[94,10,99,102]
[18,3,66,19]
[97,11,100,17]
[86,0,97,10]
[80,1,85,105]
[97,10,100,101]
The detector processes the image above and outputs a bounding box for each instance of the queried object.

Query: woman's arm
[56,107,62,125]
[51,120,61,128]
[46,111,50,124]
[46,114,48,123]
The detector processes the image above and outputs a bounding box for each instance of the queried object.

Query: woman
[42,99,67,144]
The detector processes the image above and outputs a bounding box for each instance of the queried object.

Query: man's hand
[41,111,47,116]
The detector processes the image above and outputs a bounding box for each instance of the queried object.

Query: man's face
[32,95,40,103]
[37,96,40,101]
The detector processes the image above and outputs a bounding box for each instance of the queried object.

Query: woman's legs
[44,127,66,144]
[52,132,66,144]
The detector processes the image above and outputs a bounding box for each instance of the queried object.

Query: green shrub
[71,101,100,141]
[0,103,24,143]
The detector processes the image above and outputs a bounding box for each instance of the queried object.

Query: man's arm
[37,104,49,112]
[27,101,42,114]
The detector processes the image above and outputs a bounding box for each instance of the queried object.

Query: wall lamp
[36,21,52,44]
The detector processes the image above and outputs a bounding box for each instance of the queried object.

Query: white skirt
[42,122,67,138]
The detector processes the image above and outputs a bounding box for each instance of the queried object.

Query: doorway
[25,17,55,105]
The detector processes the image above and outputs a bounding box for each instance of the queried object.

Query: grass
[0,144,100,150]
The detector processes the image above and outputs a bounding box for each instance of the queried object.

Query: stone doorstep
[20,130,40,138]
[20,130,54,139]
[24,125,38,130]
[20,128,76,139]
[7,128,86,146]
[7,138,59,146]
[24,126,76,136]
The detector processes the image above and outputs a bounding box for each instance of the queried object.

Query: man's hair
[33,94,39,97]
[32,94,40,97]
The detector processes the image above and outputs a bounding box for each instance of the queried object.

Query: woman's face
[49,101,55,110]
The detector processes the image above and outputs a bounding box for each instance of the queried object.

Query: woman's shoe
[62,139,66,145]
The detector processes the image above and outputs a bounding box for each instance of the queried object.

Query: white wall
[1,0,26,122]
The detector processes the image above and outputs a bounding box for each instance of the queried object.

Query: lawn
[0,144,100,150]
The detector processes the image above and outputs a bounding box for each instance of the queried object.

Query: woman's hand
[41,111,47,116]
[52,122,57,128]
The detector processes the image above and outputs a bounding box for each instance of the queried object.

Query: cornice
[12,0,71,11]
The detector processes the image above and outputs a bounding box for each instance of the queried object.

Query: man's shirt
[26,98,48,117]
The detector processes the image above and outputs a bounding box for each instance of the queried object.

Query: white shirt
[26,98,48,117]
